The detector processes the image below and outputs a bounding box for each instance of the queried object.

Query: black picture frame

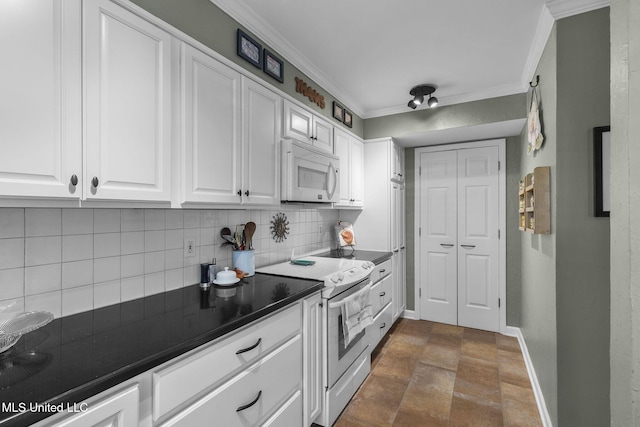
[237,29,262,69]
[263,49,284,83]
[343,110,353,128]
[594,126,611,217]
[332,101,344,121]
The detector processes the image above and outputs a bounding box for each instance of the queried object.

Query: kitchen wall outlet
[184,239,196,257]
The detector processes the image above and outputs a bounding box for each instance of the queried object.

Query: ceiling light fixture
[408,84,437,110]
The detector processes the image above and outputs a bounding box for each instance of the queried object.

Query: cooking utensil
[244,222,256,250]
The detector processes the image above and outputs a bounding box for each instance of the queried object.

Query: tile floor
[333,318,542,427]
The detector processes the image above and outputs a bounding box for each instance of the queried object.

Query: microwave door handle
[327,162,337,200]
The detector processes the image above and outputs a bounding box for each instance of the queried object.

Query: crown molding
[210,0,366,118]
[520,5,555,90]
[545,0,610,19]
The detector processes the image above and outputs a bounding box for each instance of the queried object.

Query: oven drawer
[370,274,392,317]
[369,302,392,351]
[370,258,392,284]
[161,335,302,427]
[153,304,301,421]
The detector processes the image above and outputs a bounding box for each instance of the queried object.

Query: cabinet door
[242,79,281,205]
[334,129,351,206]
[0,0,82,199]
[312,115,334,153]
[303,293,322,426]
[84,0,172,202]
[181,44,242,204]
[52,385,139,427]
[350,138,364,206]
[283,100,312,143]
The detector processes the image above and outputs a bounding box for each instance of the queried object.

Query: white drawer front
[370,275,392,316]
[370,302,392,350]
[261,390,303,427]
[370,259,392,284]
[153,304,301,421]
[162,335,302,427]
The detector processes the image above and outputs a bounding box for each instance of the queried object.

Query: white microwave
[281,140,340,203]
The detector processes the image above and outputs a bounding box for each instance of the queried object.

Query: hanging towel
[527,89,544,154]
[341,283,373,346]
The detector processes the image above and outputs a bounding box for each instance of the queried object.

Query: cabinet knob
[237,189,242,197]
[70,174,78,186]
[91,177,99,188]
[245,190,250,197]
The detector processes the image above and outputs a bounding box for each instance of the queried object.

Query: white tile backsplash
[0,268,24,300]
[25,236,61,266]
[0,208,24,238]
[62,209,93,235]
[0,238,25,270]
[0,207,339,318]
[25,208,61,237]
[25,264,61,296]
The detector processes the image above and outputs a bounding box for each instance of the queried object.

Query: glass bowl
[0,311,54,353]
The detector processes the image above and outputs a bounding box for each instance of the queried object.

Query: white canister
[232,250,255,276]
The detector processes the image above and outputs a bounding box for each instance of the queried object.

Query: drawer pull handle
[236,338,262,355]
[379,269,386,273]
[236,390,262,412]
[379,292,386,297]
[461,244,476,249]
[380,323,386,329]
[440,243,454,248]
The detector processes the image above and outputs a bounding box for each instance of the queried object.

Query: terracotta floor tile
[496,334,521,352]
[374,348,420,382]
[449,392,504,427]
[398,363,456,417]
[393,408,448,427]
[461,338,498,362]
[335,321,541,427]
[454,356,501,404]
[502,383,542,427]
[419,341,461,371]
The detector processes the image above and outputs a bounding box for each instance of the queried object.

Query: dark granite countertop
[316,249,393,265]
[0,274,322,427]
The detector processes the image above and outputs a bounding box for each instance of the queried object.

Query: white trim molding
[545,0,610,20]
[504,326,554,427]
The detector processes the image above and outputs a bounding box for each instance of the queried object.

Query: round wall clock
[270,212,289,242]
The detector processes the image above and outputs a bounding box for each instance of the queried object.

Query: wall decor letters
[295,77,325,109]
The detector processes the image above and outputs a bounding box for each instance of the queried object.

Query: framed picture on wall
[343,110,353,128]
[594,126,610,217]
[332,101,344,121]
[237,29,262,68]
[263,49,284,83]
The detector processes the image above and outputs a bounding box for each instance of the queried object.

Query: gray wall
[610,0,640,424]
[555,9,610,426]
[518,24,559,426]
[364,94,526,139]
[131,0,364,137]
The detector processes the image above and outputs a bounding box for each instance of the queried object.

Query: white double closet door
[417,144,500,332]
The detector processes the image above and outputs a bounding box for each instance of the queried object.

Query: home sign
[295,77,325,109]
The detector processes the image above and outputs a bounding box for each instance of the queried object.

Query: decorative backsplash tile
[0,207,339,318]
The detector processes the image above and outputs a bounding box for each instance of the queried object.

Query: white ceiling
[212,0,607,121]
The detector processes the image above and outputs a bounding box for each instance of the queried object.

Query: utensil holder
[233,250,255,276]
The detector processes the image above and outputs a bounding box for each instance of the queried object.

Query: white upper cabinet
[242,78,282,206]
[84,0,173,202]
[283,100,333,153]
[392,143,405,182]
[180,43,281,206]
[334,128,363,208]
[0,0,82,199]
[181,43,242,205]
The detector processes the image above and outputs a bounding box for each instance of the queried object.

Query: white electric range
[256,256,375,426]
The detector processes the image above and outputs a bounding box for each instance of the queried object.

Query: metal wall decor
[270,212,290,242]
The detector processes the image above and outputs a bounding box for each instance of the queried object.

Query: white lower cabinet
[262,391,303,427]
[369,302,393,350]
[50,385,139,427]
[303,293,323,426]
[160,335,302,427]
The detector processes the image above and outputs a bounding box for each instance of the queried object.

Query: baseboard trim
[400,309,416,320]
[504,326,553,427]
